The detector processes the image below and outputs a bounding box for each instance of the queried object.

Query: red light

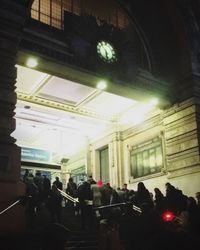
[162,211,174,222]
[97,180,103,187]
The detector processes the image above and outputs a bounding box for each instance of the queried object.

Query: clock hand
[105,49,109,59]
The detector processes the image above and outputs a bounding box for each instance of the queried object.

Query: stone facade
[89,98,200,196]
[0,0,27,234]
[1,0,200,235]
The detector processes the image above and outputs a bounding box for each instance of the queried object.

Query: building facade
[1,0,200,234]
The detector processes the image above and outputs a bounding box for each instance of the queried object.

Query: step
[66,247,98,250]
[65,231,98,250]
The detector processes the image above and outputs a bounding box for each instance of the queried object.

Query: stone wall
[164,99,200,174]
[0,0,27,235]
[122,98,200,196]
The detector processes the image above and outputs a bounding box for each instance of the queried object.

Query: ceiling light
[119,98,159,126]
[97,80,107,90]
[149,98,159,106]
[26,57,38,68]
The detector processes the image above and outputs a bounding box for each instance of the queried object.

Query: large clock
[96,40,117,63]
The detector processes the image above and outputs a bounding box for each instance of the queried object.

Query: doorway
[99,147,109,184]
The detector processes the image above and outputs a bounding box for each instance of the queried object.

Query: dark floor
[0,201,98,250]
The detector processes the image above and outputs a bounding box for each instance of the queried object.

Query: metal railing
[0,199,21,216]
[58,188,79,204]
[93,202,142,214]
[57,188,141,213]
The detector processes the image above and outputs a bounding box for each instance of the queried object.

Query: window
[31,0,39,20]
[40,0,51,25]
[52,0,62,29]
[73,0,81,15]
[130,137,163,178]
[31,0,130,30]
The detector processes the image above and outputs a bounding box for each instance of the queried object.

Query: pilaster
[111,132,124,188]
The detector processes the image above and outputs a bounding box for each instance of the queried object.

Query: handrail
[57,189,141,213]
[0,199,21,216]
[133,205,142,213]
[58,189,79,204]
[93,202,142,213]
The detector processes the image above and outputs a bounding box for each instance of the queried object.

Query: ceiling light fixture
[149,98,159,106]
[26,57,38,68]
[97,80,107,90]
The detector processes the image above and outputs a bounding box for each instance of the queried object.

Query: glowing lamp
[97,80,107,90]
[26,57,38,68]
[162,211,174,222]
[149,98,159,106]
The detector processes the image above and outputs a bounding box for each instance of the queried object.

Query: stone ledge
[129,171,166,184]
[167,164,200,179]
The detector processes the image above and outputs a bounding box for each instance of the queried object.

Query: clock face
[96,41,117,63]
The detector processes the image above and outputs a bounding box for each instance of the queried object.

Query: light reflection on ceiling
[13,65,142,157]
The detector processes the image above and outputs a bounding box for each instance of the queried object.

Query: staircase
[23,202,99,250]
[62,202,98,249]
[65,231,98,250]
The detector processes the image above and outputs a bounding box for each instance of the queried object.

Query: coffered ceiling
[12,65,139,157]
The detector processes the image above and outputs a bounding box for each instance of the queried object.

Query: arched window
[31,0,129,30]
[31,0,150,71]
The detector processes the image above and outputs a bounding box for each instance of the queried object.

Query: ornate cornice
[17,92,117,122]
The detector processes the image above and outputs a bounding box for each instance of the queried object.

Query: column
[110,131,124,188]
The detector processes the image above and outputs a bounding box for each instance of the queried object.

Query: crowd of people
[72,177,200,233]
[23,170,64,226]
[22,170,200,249]
[67,176,200,249]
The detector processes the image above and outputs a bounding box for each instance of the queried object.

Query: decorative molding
[129,172,166,184]
[111,131,123,141]
[17,93,116,122]
[20,38,72,65]
[167,164,200,179]
[163,98,195,119]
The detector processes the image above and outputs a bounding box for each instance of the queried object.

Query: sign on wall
[21,147,51,163]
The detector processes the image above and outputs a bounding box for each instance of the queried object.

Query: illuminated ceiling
[13,65,141,157]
